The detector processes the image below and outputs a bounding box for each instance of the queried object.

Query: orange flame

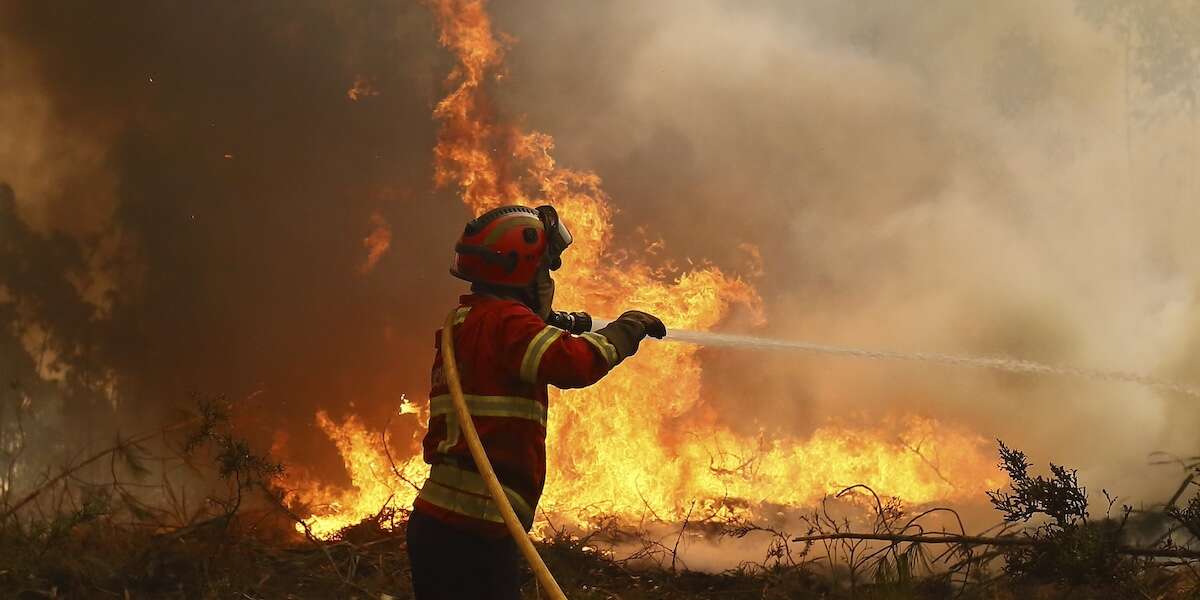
[358,211,392,274]
[279,411,427,539]
[346,75,380,102]
[282,0,1002,537]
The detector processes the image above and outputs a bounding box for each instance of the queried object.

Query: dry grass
[4,403,1200,599]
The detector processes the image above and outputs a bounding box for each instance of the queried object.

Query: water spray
[577,316,1200,399]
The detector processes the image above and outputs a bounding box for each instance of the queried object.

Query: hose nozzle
[545,310,592,335]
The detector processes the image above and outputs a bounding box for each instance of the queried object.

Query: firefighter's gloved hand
[618,310,666,338]
[596,310,667,362]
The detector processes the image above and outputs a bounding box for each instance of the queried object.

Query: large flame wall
[281,0,1001,539]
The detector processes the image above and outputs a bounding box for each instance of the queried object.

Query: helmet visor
[536,205,572,269]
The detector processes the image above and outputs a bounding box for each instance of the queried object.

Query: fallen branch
[790,532,1200,560]
[380,415,420,492]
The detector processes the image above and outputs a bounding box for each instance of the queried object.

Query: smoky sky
[0,1,470,477]
[487,0,1200,500]
[3,0,1200,503]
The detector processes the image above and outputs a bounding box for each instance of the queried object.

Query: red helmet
[451,205,572,288]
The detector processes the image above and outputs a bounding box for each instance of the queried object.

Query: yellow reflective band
[580,332,620,367]
[453,306,471,325]
[429,393,547,427]
[520,326,564,384]
[417,464,535,527]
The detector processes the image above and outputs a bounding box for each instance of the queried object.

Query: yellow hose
[440,310,568,600]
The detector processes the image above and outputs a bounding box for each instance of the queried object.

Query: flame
[358,211,392,274]
[346,75,380,102]
[282,0,1002,537]
[279,411,427,539]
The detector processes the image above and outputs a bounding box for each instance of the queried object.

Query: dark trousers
[406,509,522,600]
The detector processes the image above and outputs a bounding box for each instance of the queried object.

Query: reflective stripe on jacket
[414,294,617,537]
[416,463,536,530]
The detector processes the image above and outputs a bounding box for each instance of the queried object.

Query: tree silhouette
[1078,0,1200,199]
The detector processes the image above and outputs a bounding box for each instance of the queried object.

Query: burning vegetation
[5,0,1200,598]
[276,0,1004,541]
[4,401,1200,598]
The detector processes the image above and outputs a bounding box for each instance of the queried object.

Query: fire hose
[440,310,569,600]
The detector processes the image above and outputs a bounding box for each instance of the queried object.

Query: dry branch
[0,417,199,523]
[790,531,1200,560]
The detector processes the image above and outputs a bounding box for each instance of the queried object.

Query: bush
[988,441,1139,587]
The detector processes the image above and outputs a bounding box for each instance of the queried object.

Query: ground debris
[5,410,1200,599]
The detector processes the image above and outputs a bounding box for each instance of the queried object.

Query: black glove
[595,310,667,363]
[618,310,666,339]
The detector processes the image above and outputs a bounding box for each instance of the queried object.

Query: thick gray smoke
[492,0,1200,504]
[2,0,1198,510]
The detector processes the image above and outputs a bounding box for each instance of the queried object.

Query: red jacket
[413,294,621,537]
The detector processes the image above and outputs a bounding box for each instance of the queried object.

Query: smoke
[489,0,1200,503]
[2,0,1198,511]
[0,1,462,479]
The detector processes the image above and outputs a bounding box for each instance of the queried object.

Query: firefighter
[406,205,665,600]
